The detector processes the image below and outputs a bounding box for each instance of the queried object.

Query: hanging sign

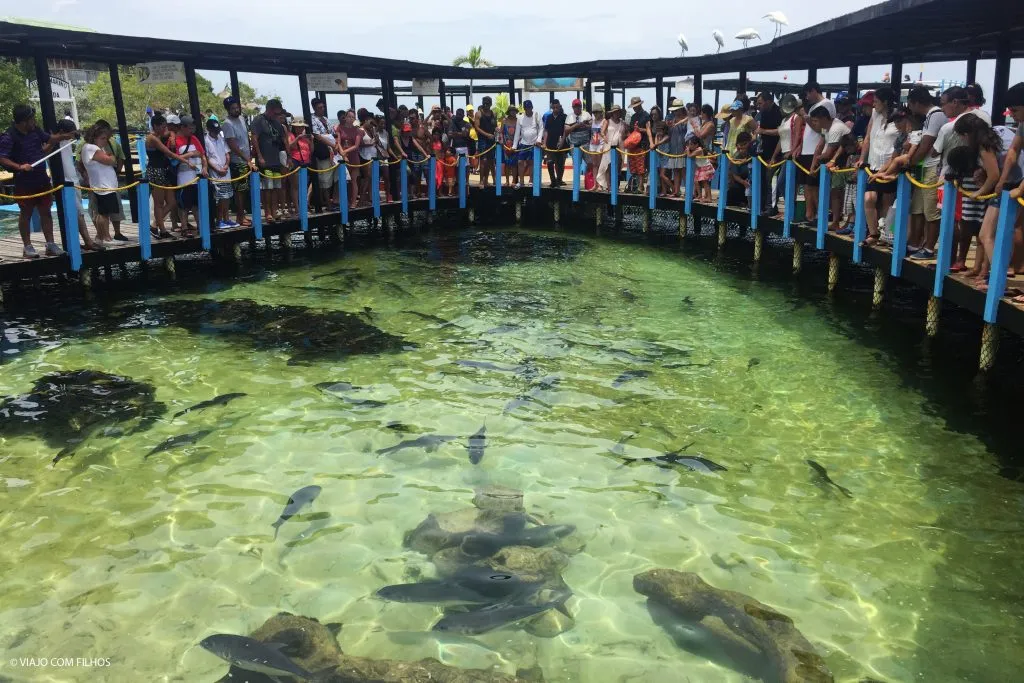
[28,76,73,101]
[525,77,584,92]
[307,72,348,93]
[137,62,186,85]
[411,78,439,96]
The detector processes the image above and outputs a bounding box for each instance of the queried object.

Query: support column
[349,92,356,111]
[508,78,516,106]
[693,73,703,108]
[738,71,747,95]
[807,67,818,83]
[33,55,66,243]
[926,296,941,337]
[585,80,593,110]
[991,37,1011,126]
[889,61,902,95]
[848,65,859,99]
[965,54,978,85]
[229,71,240,101]
[655,76,664,111]
[109,64,138,222]
[979,323,999,371]
[298,72,312,125]
[793,240,803,274]
[604,78,613,110]
[872,266,886,308]
[827,253,839,293]
[754,230,763,261]
[184,62,202,124]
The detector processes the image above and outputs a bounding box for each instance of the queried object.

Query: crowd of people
[2,81,1023,292]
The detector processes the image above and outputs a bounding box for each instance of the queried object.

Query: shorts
[628,152,647,176]
[92,191,121,217]
[866,176,896,194]
[177,184,199,210]
[830,171,847,191]
[796,155,814,185]
[911,166,940,221]
[407,161,425,183]
[230,162,251,193]
[89,190,124,222]
[516,145,534,163]
[313,157,336,189]
[147,165,173,187]
[212,178,234,201]
[15,189,53,213]
[695,163,714,183]
[478,139,496,160]
[261,168,282,191]
[455,147,469,158]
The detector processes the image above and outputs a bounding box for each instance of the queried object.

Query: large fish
[271,485,322,539]
[315,381,360,394]
[612,370,651,388]
[143,429,213,459]
[460,524,576,557]
[806,460,853,498]
[455,360,523,372]
[467,426,486,465]
[376,434,457,456]
[173,392,247,418]
[198,634,314,680]
[432,592,570,635]
[403,310,456,327]
[377,567,540,605]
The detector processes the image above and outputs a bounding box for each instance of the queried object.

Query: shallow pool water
[1,228,1022,682]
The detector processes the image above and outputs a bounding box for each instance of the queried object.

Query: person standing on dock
[625,96,652,194]
[78,120,130,242]
[512,100,542,188]
[172,115,207,236]
[251,99,287,222]
[599,105,627,194]
[222,97,254,226]
[754,92,782,216]
[799,82,835,225]
[205,118,236,229]
[55,118,101,252]
[474,96,498,190]
[80,124,124,247]
[0,104,75,259]
[542,99,567,187]
[905,86,948,260]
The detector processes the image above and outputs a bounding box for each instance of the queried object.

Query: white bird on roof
[764,11,789,38]
[712,29,725,53]
[677,33,689,56]
[735,28,761,48]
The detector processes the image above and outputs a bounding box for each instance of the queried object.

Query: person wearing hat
[852,91,874,139]
[251,98,288,223]
[625,96,652,194]
[542,99,569,187]
[171,114,206,236]
[204,117,236,229]
[662,99,689,197]
[283,119,312,218]
[473,96,498,189]
[512,100,542,188]
[498,105,520,188]
[724,98,755,157]
[752,92,783,215]
[563,98,593,180]
[309,97,339,208]
[598,104,626,193]
[586,103,605,189]
[222,96,254,226]
[766,94,804,217]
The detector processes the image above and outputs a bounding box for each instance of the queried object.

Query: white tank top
[801,115,821,155]
[867,110,899,170]
[779,115,793,154]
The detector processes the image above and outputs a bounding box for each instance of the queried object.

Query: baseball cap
[571,98,582,107]
[728,99,744,111]
[523,99,533,109]
[206,118,221,132]
[466,104,474,111]
[222,96,239,109]
[857,91,876,106]
[179,115,194,127]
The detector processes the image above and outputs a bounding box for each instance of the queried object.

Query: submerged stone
[0,370,166,459]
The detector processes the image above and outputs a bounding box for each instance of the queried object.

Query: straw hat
[608,104,624,116]
[779,93,802,115]
[629,96,643,107]
[290,120,308,128]
[667,98,686,112]
[714,104,732,120]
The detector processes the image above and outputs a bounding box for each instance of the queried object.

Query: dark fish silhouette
[311,266,360,281]
[385,421,415,433]
[612,370,651,387]
[460,524,577,557]
[747,357,761,370]
[173,393,247,418]
[382,281,413,297]
[377,434,457,456]
[620,442,727,474]
[144,429,213,459]
[432,592,570,635]
[377,567,540,605]
[682,296,694,306]
[485,324,519,335]
[344,397,387,408]
[467,425,486,465]
[663,361,712,369]
[199,634,314,680]
[271,485,322,539]
[620,288,638,302]
[604,271,642,283]
[502,395,532,414]
[806,459,853,498]
[403,310,455,327]
[455,360,523,372]
[315,381,359,393]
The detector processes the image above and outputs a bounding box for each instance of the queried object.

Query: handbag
[624,130,642,151]
[312,116,332,160]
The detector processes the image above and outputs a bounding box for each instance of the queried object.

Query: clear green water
[2,228,1023,683]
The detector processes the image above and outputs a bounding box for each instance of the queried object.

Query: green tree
[451,46,494,106]
[0,59,30,129]
[493,93,510,122]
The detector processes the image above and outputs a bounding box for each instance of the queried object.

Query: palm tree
[451,45,495,105]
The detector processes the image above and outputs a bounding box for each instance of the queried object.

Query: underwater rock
[214,612,536,683]
[485,546,572,585]
[633,569,833,683]
[0,370,166,461]
[404,508,517,556]
[146,298,408,365]
[522,607,576,638]
[473,486,524,512]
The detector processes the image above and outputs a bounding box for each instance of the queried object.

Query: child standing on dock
[726,132,753,207]
[205,118,235,229]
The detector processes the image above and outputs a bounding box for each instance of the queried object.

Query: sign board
[137,62,185,85]
[29,76,73,101]
[525,78,585,93]
[411,78,439,96]
[307,72,348,93]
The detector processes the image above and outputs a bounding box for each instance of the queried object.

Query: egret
[735,28,761,48]
[677,33,689,56]
[763,11,789,38]
[712,29,725,53]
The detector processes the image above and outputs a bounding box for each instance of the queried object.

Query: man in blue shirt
[0,104,76,259]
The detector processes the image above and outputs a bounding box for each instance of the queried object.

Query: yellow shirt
[725,114,755,154]
[466,115,478,141]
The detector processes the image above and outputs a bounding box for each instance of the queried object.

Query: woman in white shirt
[857,86,900,246]
[80,125,120,247]
[768,96,804,218]
[598,105,627,193]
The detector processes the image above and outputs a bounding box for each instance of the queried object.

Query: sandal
[861,235,879,247]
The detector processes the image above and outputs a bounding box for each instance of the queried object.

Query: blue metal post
[853,168,868,263]
[372,159,381,218]
[751,158,762,231]
[610,147,619,206]
[983,191,1019,323]
[890,173,911,276]
[298,165,309,232]
[717,156,729,222]
[338,164,349,225]
[400,159,409,214]
[648,149,658,210]
[684,156,694,216]
[30,207,41,233]
[61,183,81,271]
[458,153,467,209]
[533,146,542,198]
[136,137,148,174]
[572,146,581,202]
[495,144,503,197]
[816,167,829,249]
[783,160,796,239]
[427,158,436,211]
[198,178,211,250]
[137,181,151,260]
[933,180,957,297]
[250,171,263,239]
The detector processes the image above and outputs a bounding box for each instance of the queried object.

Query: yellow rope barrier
[469,143,497,159]
[74,180,141,192]
[724,154,752,166]
[151,178,199,191]
[407,157,431,165]
[1017,196,1024,207]
[655,149,688,159]
[541,146,573,154]
[259,166,301,179]
[791,158,818,176]
[209,170,252,184]
[306,164,340,174]
[0,185,61,200]
[828,166,858,175]
[696,152,720,160]
[756,156,787,169]
[903,171,943,190]
[954,180,998,201]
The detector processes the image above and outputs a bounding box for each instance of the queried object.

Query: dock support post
[754,230,763,261]
[979,323,999,371]
[468,207,476,225]
[232,243,242,264]
[163,256,176,279]
[926,296,941,337]
[873,267,886,308]
[553,201,561,226]
[793,240,803,274]
[717,221,726,247]
[80,268,92,288]
[827,253,839,293]
[596,206,603,228]
[515,201,522,224]
[678,212,686,237]
[265,236,273,253]
[643,210,651,233]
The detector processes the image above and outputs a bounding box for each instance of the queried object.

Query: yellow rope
[307,164,340,174]
[469,143,497,159]
[903,171,943,190]
[1018,196,1024,207]
[344,159,373,169]
[696,152,720,160]
[756,156,787,169]
[655,148,688,159]
[151,178,199,191]
[542,146,573,154]
[864,168,896,184]
[406,157,431,165]
[954,180,998,201]
[209,170,252,184]
[724,154,752,166]
[259,166,301,179]
[75,180,142,192]
[791,158,819,176]
[828,166,858,175]
[0,185,61,200]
